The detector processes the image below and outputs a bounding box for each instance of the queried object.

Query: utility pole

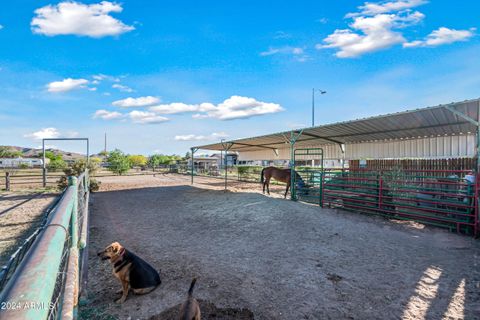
[104,133,107,154]
[312,89,327,127]
[312,88,315,127]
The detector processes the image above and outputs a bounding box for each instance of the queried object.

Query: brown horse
[261,166,305,198]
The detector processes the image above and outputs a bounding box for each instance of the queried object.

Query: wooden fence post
[5,172,10,191]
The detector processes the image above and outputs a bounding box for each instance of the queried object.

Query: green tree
[47,158,67,171]
[128,155,148,167]
[0,146,22,158]
[40,151,63,161]
[106,149,131,175]
[148,154,161,169]
[148,154,177,168]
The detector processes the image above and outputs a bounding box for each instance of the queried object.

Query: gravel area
[83,174,480,320]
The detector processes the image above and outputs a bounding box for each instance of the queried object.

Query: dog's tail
[188,278,197,296]
[261,168,265,183]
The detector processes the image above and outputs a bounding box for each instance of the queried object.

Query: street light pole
[312,89,326,127]
[312,88,315,127]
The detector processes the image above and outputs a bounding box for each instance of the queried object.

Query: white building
[0,157,45,168]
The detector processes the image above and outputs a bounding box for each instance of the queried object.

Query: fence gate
[292,148,324,204]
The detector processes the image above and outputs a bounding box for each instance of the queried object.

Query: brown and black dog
[178,278,201,320]
[97,242,161,303]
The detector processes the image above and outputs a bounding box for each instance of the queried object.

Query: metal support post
[190,147,198,184]
[42,139,46,187]
[221,140,234,192]
[290,130,304,200]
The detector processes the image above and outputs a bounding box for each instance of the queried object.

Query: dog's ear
[111,242,121,253]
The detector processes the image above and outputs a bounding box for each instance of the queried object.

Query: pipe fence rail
[319,168,478,236]
[0,195,63,292]
[0,171,90,320]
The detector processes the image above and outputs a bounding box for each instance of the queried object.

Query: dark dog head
[97,242,124,261]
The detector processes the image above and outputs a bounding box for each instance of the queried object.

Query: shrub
[70,158,100,176]
[57,158,101,191]
[89,179,101,192]
[48,158,67,171]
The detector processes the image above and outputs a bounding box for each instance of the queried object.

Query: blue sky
[0,0,479,155]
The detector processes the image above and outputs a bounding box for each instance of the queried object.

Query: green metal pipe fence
[0,171,90,320]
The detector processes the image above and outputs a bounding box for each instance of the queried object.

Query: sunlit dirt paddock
[83,174,480,320]
[0,192,56,267]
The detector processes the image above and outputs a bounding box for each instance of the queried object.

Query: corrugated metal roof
[194,98,480,152]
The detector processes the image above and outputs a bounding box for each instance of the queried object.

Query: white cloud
[92,74,120,82]
[260,46,304,56]
[112,96,160,108]
[260,46,309,62]
[205,96,284,120]
[149,102,215,114]
[150,96,283,120]
[31,1,134,38]
[112,83,133,92]
[320,0,474,58]
[347,0,427,17]
[93,109,123,120]
[174,132,229,141]
[260,48,280,56]
[319,10,424,58]
[47,78,89,92]
[24,127,61,140]
[404,27,476,47]
[273,31,291,39]
[65,130,79,138]
[98,96,283,122]
[128,111,169,124]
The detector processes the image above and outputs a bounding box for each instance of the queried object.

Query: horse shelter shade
[193,98,480,153]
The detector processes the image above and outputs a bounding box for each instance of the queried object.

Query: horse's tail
[261,168,265,183]
[295,171,304,184]
[293,170,305,187]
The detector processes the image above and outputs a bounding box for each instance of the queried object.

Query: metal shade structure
[194,98,480,152]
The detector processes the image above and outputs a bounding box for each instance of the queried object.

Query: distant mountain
[0,146,85,161]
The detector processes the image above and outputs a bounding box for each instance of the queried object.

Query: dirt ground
[83,174,480,320]
[0,192,57,267]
